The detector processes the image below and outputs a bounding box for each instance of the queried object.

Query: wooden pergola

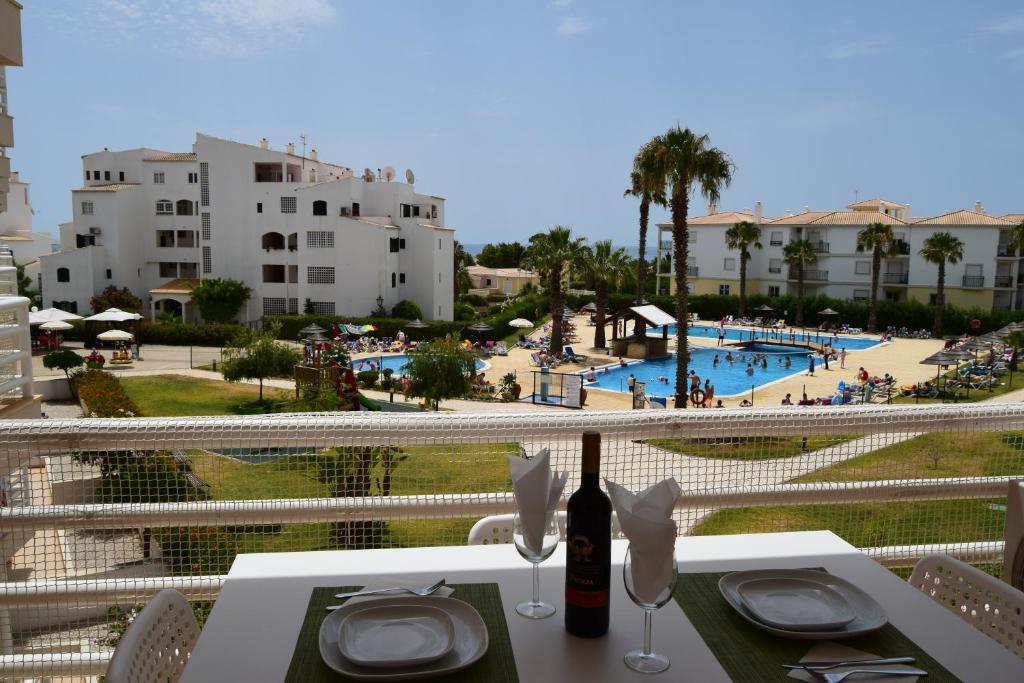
[605,304,676,359]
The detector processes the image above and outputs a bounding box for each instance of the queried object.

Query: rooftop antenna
[854,189,859,203]
[299,133,307,167]
[382,166,396,182]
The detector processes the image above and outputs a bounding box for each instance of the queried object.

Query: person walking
[704,378,714,404]
[807,355,816,376]
[823,351,830,371]
[839,347,847,369]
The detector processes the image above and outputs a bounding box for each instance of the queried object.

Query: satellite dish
[405,168,415,184]
[382,166,396,182]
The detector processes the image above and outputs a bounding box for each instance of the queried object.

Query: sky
[7,0,1024,244]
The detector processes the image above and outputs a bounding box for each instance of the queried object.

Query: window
[312,200,327,216]
[201,213,211,240]
[175,199,194,216]
[853,289,869,302]
[106,269,112,279]
[262,264,286,283]
[56,267,70,283]
[288,298,299,314]
[288,232,298,251]
[769,258,782,274]
[390,237,400,253]
[85,171,90,181]
[438,272,442,283]
[288,265,298,283]
[159,262,178,278]
[307,266,335,284]
[310,301,335,315]
[257,202,263,214]
[81,201,94,215]
[965,264,983,276]
[723,258,736,271]
[104,171,111,181]
[399,273,406,284]
[54,301,78,314]
[768,285,780,297]
[687,232,697,244]
[188,172,198,184]
[262,297,287,315]
[352,202,360,217]
[202,246,212,274]
[119,172,125,182]
[200,162,210,206]
[76,234,97,248]
[156,230,175,247]
[156,199,173,215]
[855,261,871,275]
[718,284,730,295]
[262,232,285,250]
[399,238,406,249]
[770,231,782,246]
[392,273,397,288]
[307,231,334,248]
[154,172,165,184]
[280,196,297,213]
[438,239,442,250]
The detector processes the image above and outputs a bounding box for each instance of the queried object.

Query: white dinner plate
[339,604,455,668]
[736,577,856,631]
[719,569,887,639]
[319,596,488,680]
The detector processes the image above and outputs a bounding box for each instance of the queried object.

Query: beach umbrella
[40,320,74,331]
[298,323,327,336]
[97,329,134,341]
[581,302,597,312]
[562,307,576,318]
[29,308,83,325]
[508,318,533,328]
[360,324,377,333]
[818,307,839,316]
[467,321,493,332]
[405,319,428,329]
[345,324,364,336]
[754,304,774,312]
[84,308,143,322]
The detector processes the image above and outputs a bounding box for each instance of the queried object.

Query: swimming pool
[586,343,828,398]
[654,325,881,351]
[354,354,487,376]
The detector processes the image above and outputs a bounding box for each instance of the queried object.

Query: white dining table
[180,531,1024,682]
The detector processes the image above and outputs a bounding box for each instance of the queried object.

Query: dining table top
[179,530,1024,682]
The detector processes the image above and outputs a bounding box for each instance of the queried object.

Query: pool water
[658,325,881,351]
[586,343,826,398]
[354,354,486,376]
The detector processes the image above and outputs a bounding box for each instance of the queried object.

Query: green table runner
[284,583,518,682]
[673,571,958,682]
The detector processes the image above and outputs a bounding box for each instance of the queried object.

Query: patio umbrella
[344,324,365,336]
[508,318,533,328]
[84,308,143,322]
[467,321,493,333]
[28,308,83,325]
[298,323,327,337]
[818,308,839,316]
[562,308,576,318]
[581,302,597,312]
[754,304,774,312]
[360,324,377,333]
[405,319,429,329]
[40,320,74,331]
[97,329,134,341]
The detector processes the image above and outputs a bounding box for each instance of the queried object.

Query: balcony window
[769,232,782,246]
[56,267,70,283]
[156,230,175,248]
[261,232,285,251]
[81,201,94,215]
[288,265,298,283]
[156,199,173,215]
[159,262,178,278]
[176,230,196,248]
[312,200,327,216]
[154,172,165,184]
[262,264,286,283]
[179,263,198,278]
[175,199,194,216]
[254,163,283,182]
[288,233,298,251]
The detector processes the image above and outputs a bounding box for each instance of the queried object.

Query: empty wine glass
[512,511,560,618]
[622,544,678,674]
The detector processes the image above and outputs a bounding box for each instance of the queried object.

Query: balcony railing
[769,239,783,246]
[789,269,828,281]
[0,405,1021,677]
[891,240,911,256]
[997,245,1017,258]
[883,272,909,284]
[813,241,830,254]
[995,275,1014,288]
[659,240,672,251]
[686,266,698,276]
[962,275,986,288]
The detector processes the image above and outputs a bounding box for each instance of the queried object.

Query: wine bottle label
[566,532,609,607]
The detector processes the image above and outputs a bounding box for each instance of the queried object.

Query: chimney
[974,200,984,214]
[707,200,718,215]
[754,201,763,224]
[309,148,318,161]
[803,206,810,214]
[879,201,886,214]
[286,142,295,155]
[259,137,269,150]
[904,203,911,221]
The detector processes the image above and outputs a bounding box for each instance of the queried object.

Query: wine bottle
[565,430,611,638]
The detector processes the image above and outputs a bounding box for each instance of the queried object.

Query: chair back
[105,589,201,683]
[467,511,624,545]
[909,553,1024,658]
[1004,479,1024,591]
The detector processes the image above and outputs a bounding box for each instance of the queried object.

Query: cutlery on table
[325,579,446,610]
[782,657,916,671]
[808,668,928,682]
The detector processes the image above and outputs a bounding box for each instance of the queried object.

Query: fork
[809,667,928,683]
[324,579,446,610]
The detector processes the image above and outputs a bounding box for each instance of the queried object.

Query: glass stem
[642,609,653,655]
[532,562,541,605]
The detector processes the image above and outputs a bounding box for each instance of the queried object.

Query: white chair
[467,511,624,545]
[105,589,201,683]
[1004,479,1024,591]
[909,553,1024,658]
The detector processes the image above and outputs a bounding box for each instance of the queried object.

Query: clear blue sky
[9,1,1024,243]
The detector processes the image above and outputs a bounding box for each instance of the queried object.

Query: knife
[782,656,916,670]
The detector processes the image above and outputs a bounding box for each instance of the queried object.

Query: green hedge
[62,321,246,347]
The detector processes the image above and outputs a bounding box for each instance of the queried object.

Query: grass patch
[647,435,853,460]
[891,369,1021,404]
[120,375,290,416]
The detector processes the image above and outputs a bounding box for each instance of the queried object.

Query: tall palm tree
[580,240,632,348]
[855,222,894,333]
[919,231,964,338]
[1006,219,1024,258]
[524,226,587,355]
[724,220,762,317]
[660,126,734,408]
[624,139,668,329]
[453,240,474,297]
[783,239,817,328]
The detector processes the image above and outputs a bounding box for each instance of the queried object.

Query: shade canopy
[562,308,576,318]
[818,308,840,316]
[943,348,976,360]
[467,321,494,332]
[508,318,533,328]
[754,304,775,312]
[962,338,994,351]
[344,324,365,335]
[629,305,677,328]
[84,308,143,322]
[405,319,429,329]
[920,352,956,366]
[298,324,327,336]
[581,302,597,312]
[97,329,134,341]
[40,320,74,331]
[28,308,83,325]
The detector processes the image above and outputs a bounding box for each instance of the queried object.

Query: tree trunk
[933,262,945,338]
[738,248,748,317]
[867,248,881,333]
[259,378,264,401]
[594,281,608,348]
[671,188,691,408]
[795,268,805,328]
[636,199,649,338]
[549,266,564,355]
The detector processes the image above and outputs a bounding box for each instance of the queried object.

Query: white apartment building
[656,198,1024,312]
[41,133,455,321]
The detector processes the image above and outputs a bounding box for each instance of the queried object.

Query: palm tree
[660,126,734,408]
[919,231,964,338]
[624,139,668,329]
[1006,219,1024,257]
[783,239,817,328]
[855,222,894,333]
[580,240,632,348]
[724,220,762,317]
[524,226,587,355]
[453,240,474,297]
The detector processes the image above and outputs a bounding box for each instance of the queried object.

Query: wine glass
[512,511,560,618]
[622,544,678,674]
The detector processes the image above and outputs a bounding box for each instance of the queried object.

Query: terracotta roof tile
[1000,214,1024,224]
[656,210,755,227]
[149,278,200,295]
[143,152,198,162]
[73,183,140,192]
[912,209,1014,226]
[764,211,834,225]
[846,197,907,209]
[807,211,907,226]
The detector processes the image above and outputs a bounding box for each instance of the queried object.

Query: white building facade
[657,198,1024,312]
[41,133,455,321]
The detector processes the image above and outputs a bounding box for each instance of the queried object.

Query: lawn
[891,368,1022,404]
[692,431,1024,552]
[120,375,291,416]
[647,435,853,460]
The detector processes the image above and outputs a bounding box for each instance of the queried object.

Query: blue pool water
[587,343,829,398]
[354,354,486,376]
[655,325,881,351]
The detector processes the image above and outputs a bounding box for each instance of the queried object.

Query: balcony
[0,406,1019,678]
[890,240,911,256]
[883,272,909,285]
[995,275,1014,288]
[0,0,23,67]
[686,266,699,276]
[997,245,1017,258]
[0,112,12,148]
[788,269,828,282]
[813,241,830,254]
[659,240,672,251]
[962,275,985,288]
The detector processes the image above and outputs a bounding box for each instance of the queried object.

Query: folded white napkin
[787,643,922,683]
[507,449,567,555]
[605,478,681,604]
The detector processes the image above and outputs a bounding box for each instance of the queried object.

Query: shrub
[356,370,379,388]
[486,292,507,302]
[454,302,476,321]
[459,294,488,307]
[189,278,252,323]
[137,321,245,346]
[391,300,423,320]
[74,369,142,417]
[90,286,142,313]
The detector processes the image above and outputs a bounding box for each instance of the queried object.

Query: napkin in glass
[787,642,922,682]
[507,449,567,555]
[605,478,681,604]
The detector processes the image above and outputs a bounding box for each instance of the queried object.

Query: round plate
[719,569,887,640]
[319,597,488,680]
[736,577,856,631]
[339,604,455,668]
